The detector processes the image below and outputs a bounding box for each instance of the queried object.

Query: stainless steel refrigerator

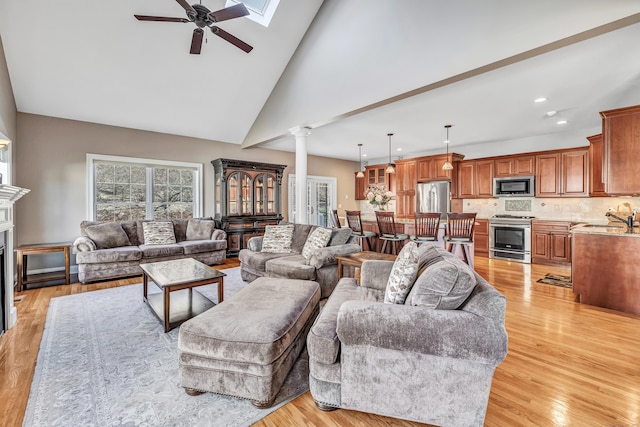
[416,181,450,218]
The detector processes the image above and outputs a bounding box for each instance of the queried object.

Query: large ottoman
[178,277,320,407]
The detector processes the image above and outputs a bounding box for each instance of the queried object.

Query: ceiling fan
[135,0,253,54]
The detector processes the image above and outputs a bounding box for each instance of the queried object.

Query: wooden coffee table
[141,258,226,332]
[336,251,396,283]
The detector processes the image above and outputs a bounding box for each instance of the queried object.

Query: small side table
[336,251,396,284]
[15,242,72,291]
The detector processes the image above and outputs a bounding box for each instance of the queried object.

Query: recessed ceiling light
[362,154,367,157]
[545,110,557,117]
[396,148,402,151]
[557,119,568,125]
[534,97,548,103]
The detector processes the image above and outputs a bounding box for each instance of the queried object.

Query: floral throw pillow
[142,221,177,245]
[261,224,295,253]
[302,227,333,260]
[384,241,420,304]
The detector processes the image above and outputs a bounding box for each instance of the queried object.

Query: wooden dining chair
[331,209,341,228]
[411,212,441,244]
[443,213,477,268]
[345,210,376,251]
[375,211,409,255]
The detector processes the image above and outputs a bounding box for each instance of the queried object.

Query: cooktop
[492,214,536,219]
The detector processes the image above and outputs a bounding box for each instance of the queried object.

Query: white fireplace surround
[1,184,30,330]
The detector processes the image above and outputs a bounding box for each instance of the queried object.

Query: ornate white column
[289,126,311,224]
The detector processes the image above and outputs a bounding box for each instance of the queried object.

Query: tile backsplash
[463,196,640,222]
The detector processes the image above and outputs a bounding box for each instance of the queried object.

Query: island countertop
[570,223,640,237]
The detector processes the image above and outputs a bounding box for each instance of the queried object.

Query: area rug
[23,267,309,427]
[536,273,572,288]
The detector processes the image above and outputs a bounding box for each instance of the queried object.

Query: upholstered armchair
[306,243,508,426]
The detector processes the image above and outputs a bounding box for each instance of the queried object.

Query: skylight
[225,0,279,27]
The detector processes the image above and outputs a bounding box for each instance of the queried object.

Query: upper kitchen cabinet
[600,105,640,196]
[355,172,366,200]
[395,159,417,220]
[456,159,494,199]
[494,155,535,177]
[535,148,588,198]
[416,153,464,182]
[587,134,607,197]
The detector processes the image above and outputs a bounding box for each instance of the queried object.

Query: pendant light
[442,125,454,171]
[356,143,365,178]
[385,133,396,174]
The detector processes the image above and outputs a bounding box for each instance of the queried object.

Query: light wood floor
[1,257,639,426]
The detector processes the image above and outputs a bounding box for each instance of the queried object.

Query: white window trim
[86,153,203,220]
[287,174,337,225]
[225,0,279,27]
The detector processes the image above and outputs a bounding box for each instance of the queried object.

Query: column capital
[288,125,312,137]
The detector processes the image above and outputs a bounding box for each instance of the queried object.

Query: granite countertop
[571,223,640,237]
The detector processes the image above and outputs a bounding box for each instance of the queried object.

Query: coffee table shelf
[145,289,215,328]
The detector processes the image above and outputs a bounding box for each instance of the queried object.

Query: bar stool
[345,210,377,251]
[375,211,409,255]
[443,213,477,268]
[411,212,441,244]
[331,209,341,228]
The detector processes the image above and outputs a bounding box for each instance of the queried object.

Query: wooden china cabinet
[212,158,286,256]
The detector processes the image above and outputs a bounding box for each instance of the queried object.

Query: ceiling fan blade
[190,28,204,55]
[175,0,197,17]
[207,3,250,23]
[211,26,253,53]
[135,15,190,23]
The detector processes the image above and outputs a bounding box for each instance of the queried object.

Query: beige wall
[14,113,359,253]
[0,35,16,143]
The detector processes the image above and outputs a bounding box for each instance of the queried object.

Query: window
[87,154,203,221]
[225,0,280,27]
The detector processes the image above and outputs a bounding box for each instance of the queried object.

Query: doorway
[288,175,337,226]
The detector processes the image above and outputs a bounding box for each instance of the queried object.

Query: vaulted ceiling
[2,1,640,163]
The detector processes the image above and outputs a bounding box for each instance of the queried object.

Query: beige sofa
[73,218,227,283]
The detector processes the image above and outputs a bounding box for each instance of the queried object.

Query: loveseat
[306,241,508,426]
[73,218,227,283]
[238,222,361,299]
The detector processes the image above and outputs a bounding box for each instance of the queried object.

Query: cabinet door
[561,149,588,196]
[475,160,495,197]
[514,156,535,175]
[474,219,489,256]
[532,231,550,259]
[494,159,514,177]
[433,155,454,180]
[601,105,640,195]
[588,134,607,196]
[417,158,434,181]
[550,232,571,262]
[254,173,276,215]
[355,172,366,200]
[535,153,561,197]
[457,161,475,198]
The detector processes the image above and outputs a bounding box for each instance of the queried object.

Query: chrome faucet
[606,209,637,229]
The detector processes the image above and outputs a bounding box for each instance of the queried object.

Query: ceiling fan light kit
[135,1,253,54]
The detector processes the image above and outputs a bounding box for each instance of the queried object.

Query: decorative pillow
[302,227,333,260]
[186,219,216,241]
[328,227,352,246]
[142,221,177,245]
[384,241,420,304]
[406,254,477,309]
[84,222,131,250]
[261,224,295,253]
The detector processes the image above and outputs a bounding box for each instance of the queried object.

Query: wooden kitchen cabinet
[474,219,489,257]
[456,159,494,198]
[366,164,388,187]
[417,154,462,182]
[355,172,366,200]
[531,220,572,266]
[535,148,588,197]
[600,105,640,196]
[394,159,417,220]
[587,134,607,197]
[494,155,535,177]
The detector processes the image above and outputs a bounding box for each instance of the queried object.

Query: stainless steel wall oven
[489,215,533,263]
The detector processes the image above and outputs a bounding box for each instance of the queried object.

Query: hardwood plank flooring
[1,257,639,426]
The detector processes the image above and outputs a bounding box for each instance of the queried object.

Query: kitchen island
[571,224,640,315]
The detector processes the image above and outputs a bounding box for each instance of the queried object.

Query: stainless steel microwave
[493,176,535,197]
